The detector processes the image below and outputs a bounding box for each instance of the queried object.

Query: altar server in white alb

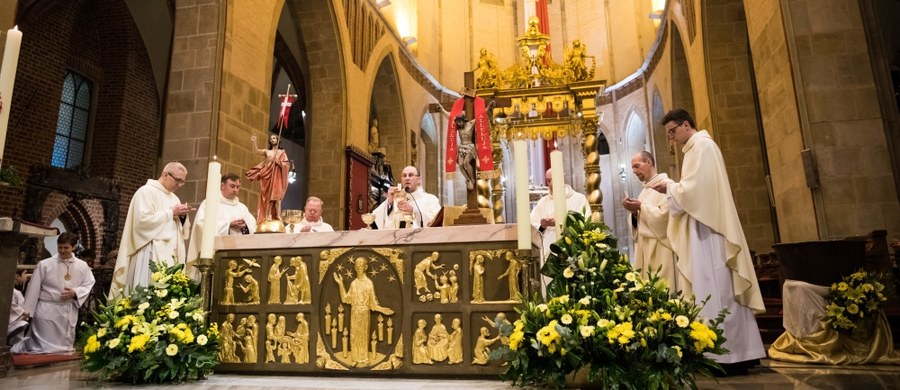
[622,151,677,288]
[530,168,591,262]
[186,173,257,279]
[288,196,334,233]
[109,162,193,299]
[372,166,441,229]
[12,232,95,354]
[653,108,765,374]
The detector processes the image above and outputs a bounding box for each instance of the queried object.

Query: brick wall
[0,0,160,257]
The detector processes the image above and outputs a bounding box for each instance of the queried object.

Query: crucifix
[451,72,492,225]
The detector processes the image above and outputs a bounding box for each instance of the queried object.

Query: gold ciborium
[282,209,304,232]
[257,219,286,233]
[361,213,375,230]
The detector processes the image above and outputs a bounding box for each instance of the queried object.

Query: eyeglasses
[166,171,186,185]
[665,121,684,135]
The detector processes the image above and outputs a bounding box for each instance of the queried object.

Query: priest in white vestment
[653,109,765,371]
[372,166,441,229]
[109,162,193,299]
[623,151,677,289]
[186,173,257,280]
[13,232,95,354]
[530,169,591,263]
[287,196,334,233]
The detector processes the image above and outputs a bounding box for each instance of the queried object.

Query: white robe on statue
[666,130,765,364]
[530,184,591,263]
[286,218,334,233]
[109,179,191,299]
[12,255,95,354]
[372,188,441,229]
[186,196,257,280]
[632,173,678,289]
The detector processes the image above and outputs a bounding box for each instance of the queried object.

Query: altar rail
[210,224,540,375]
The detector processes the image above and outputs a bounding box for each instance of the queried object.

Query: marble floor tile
[2,359,899,389]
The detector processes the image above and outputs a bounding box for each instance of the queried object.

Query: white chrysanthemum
[676,315,689,328]
[579,296,591,305]
[625,272,637,282]
[563,267,575,279]
[536,304,548,312]
[597,319,611,328]
[192,312,205,322]
[579,325,595,337]
[156,289,168,298]
[561,314,573,325]
[165,344,179,356]
[197,334,208,346]
[138,302,150,311]
[107,337,120,349]
[97,328,107,338]
[168,311,180,319]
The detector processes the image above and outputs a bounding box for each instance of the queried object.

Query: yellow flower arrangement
[824,269,888,339]
[492,212,727,389]
[79,261,219,384]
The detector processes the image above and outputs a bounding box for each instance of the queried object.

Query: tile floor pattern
[2,359,899,389]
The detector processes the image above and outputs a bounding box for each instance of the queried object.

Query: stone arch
[288,0,347,225]
[39,192,102,258]
[649,89,675,178]
[670,21,695,121]
[418,110,438,195]
[369,53,407,171]
[623,108,649,199]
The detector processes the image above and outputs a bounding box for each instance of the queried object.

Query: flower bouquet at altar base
[824,268,889,339]
[490,212,728,389]
[78,261,219,384]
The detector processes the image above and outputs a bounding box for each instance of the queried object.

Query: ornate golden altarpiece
[208,224,539,375]
[473,16,607,221]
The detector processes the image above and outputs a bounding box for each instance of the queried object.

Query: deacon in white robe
[13,233,95,354]
[623,152,677,288]
[109,162,193,299]
[654,110,765,367]
[530,169,591,263]
[372,166,441,229]
[186,173,257,280]
[287,196,334,233]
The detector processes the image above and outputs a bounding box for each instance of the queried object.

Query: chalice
[361,213,375,230]
[281,209,303,232]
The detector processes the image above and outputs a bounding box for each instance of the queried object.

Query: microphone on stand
[404,186,425,228]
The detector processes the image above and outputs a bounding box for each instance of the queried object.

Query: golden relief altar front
[209,224,539,375]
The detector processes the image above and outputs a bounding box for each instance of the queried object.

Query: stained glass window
[51,71,92,169]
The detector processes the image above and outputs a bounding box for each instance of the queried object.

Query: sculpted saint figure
[267,256,288,304]
[414,251,443,296]
[246,134,290,222]
[471,254,486,303]
[472,326,501,365]
[333,257,394,367]
[498,251,522,301]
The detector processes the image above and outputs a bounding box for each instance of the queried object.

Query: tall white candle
[0,26,23,168]
[199,159,221,259]
[513,140,530,250]
[550,151,566,232]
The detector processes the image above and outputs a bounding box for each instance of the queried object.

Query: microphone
[404,186,425,228]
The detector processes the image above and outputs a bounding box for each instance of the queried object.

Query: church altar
[210,224,540,375]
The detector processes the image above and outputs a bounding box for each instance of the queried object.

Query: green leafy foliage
[79,262,219,384]
[492,212,728,389]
